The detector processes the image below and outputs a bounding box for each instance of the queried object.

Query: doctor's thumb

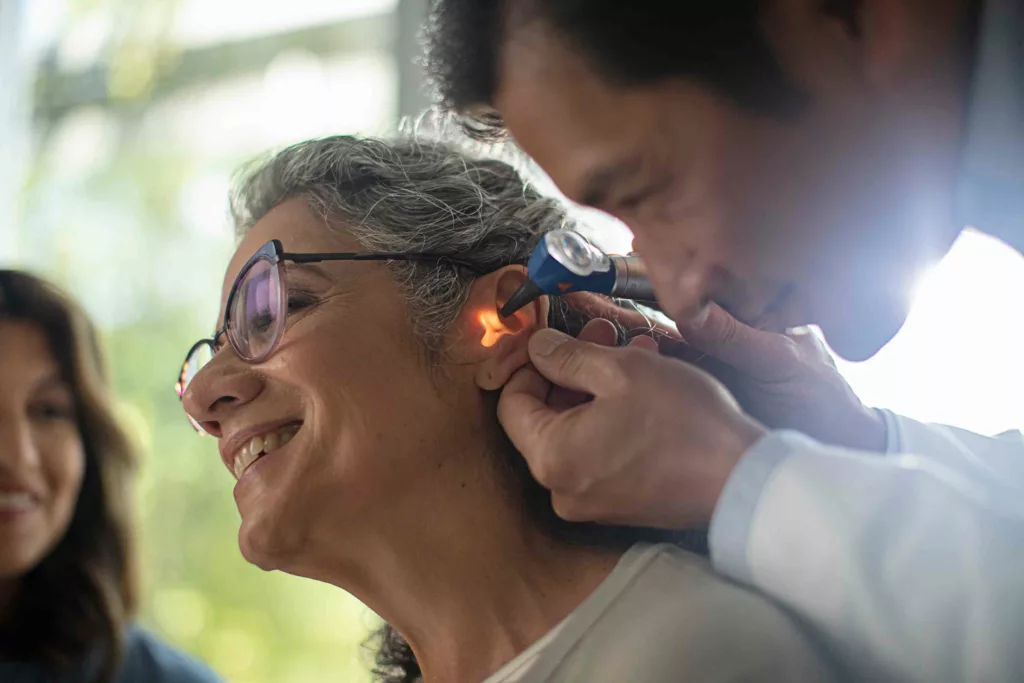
[676,303,790,372]
[527,329,617,396]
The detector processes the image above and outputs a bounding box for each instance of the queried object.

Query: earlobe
[464,266,549,391]
[474,327,532,391]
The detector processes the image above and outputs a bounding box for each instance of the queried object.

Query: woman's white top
[481,542,840,682]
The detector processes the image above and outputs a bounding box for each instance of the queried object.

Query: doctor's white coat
[709,415,1024,682]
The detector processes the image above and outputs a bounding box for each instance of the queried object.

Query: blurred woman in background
[179,136,842,683]
[0,270,220,683]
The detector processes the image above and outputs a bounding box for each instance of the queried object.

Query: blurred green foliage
[12,0,394,681]
[109,313,377,683]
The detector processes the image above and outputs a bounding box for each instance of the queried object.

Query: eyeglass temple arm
[282,251,486,275]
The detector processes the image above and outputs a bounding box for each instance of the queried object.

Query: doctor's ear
[457,266,549,391]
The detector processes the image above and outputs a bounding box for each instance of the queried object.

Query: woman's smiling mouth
[0,489,41,521]
[228,422,302,480]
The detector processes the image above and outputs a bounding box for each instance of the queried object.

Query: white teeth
[231,424,300,480]
[0,492,36,509]
[263,432,279,453]
[238,443,260,473]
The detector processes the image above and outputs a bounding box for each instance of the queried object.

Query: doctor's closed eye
[612,173,675,215]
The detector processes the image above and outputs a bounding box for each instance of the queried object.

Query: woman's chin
[237,516,298,572]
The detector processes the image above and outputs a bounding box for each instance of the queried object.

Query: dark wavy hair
[425,0,822,140]
[0,269,138,683]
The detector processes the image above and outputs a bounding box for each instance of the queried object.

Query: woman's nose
[0,415,39,471]
[181,355,264,437]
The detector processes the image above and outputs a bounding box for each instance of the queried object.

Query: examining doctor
[424,1,1024,681]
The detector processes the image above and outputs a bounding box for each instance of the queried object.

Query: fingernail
[531,329,570,357]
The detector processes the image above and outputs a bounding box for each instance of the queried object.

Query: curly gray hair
[229,135,578,352]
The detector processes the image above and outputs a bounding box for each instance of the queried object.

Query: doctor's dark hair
[422,1,867,140]
[230,135,708,683]
[0,270,138,683]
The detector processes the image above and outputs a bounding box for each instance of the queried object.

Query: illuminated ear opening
[463,266,549,390]
[478,308,513,349]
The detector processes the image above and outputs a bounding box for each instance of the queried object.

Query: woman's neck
[289,464,625,683]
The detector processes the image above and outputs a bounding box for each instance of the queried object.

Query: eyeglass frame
[175,238,486,414]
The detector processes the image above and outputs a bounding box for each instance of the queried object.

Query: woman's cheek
[41,428,87,514]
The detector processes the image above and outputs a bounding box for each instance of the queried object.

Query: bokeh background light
[1,2,1021,682]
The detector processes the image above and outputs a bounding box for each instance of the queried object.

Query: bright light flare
[833,230,1024,435]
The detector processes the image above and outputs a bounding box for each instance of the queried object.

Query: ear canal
[478,307,512,348]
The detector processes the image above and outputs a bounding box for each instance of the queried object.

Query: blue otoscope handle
[526,230,617,297]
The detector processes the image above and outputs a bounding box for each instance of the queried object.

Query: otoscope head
[499,279,545,318]
[500,229,618,317]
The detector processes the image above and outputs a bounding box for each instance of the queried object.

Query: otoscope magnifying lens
[556,231,593,269]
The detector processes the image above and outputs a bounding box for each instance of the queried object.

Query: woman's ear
[458,265,549,391]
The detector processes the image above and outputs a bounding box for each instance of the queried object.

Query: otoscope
[499,229,658,318]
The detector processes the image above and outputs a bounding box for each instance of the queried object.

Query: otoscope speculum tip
[499,279,545,318]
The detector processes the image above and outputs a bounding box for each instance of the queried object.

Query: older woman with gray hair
[177,136,842,683]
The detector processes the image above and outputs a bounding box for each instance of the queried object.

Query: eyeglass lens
[229,257,285,362]
[178,256,285,397]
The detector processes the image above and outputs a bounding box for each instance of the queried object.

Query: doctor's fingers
[526,329,663,398]
[675,302,813,381]
[546,319,620,411]
[497,364,604,489]
[565,292,682,341]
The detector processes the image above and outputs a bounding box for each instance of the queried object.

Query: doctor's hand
[568,294,887,454]
[498,324,766,529]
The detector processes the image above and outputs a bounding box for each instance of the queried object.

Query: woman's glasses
[175,239,483,433]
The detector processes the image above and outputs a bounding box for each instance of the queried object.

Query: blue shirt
[0,627,220,683]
